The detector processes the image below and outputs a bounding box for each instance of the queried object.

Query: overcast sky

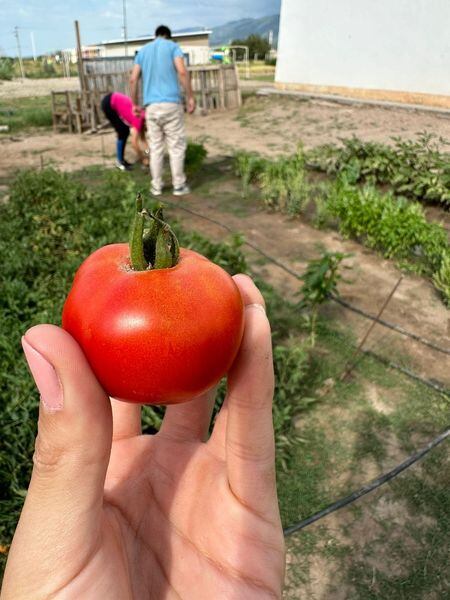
[0,0,281,56]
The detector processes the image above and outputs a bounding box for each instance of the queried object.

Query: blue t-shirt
[135,38,184,105]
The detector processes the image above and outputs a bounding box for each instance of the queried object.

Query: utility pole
[30,31,37,61]
[14,26,25,79]
[122,0,128,56]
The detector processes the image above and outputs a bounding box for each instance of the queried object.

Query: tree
[230,34,271,60]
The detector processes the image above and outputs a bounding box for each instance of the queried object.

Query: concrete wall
[276,0,450,102]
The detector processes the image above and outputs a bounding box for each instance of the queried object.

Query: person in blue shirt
[130,25,196,196]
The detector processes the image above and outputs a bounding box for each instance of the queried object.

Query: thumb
[12,324,112,555]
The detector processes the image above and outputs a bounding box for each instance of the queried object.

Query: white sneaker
[173,184,191,196]
[150,185,162,196]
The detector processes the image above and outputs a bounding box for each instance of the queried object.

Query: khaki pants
[145,103,187,190]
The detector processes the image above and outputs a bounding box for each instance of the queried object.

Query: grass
[0,95,53,133]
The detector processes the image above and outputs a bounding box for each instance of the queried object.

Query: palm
[98,428,284,599]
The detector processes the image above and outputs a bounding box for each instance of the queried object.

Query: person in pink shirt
[101,92,148,171]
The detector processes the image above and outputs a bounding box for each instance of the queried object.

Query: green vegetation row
[308,133,450,207]
[234,147,450,306]
[0,96,53,132]
[0,166,329,558]
[0,57,77,81]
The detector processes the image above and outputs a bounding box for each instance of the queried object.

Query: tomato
[62,242,244,405]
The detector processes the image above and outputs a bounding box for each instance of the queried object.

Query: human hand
[187,96,196,114]
[132,104,143,118]
[1,275,285,599]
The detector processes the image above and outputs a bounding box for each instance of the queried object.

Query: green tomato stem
[129,196,180,271]
[129,194,147,271]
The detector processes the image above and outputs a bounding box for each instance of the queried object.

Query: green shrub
[327,179,448,274]
[0,58,14,81]
[432,251,450,306]
[185,142,207,177]
[233,150,267,196]
[234,147,310,213]
[259,148,310,215]
[308,133,450,207]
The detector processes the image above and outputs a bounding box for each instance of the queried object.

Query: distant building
[276,0,450,108]
[84,30,211,65]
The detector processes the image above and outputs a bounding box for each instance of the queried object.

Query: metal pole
[14,26,25,79]
[30,32,37,61]
[122,0,128,56]
[340,276,403,381]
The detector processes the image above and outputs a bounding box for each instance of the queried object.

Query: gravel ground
[0,77,80,99]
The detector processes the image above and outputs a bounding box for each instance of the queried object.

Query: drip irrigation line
[362,350,450,397]
[163,200,450,357]
[283,426,450,537]
[331,296,449,356]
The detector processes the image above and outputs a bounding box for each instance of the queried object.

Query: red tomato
[62,244,244,404]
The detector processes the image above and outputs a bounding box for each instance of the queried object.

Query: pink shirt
[110,93,144,131]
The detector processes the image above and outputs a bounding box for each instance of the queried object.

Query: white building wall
[101,43,210,65]
[276,0,450,96]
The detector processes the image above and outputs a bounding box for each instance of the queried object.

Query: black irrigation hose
[363,350,450,397]
[283,427,450,537]
[165,199,450,357]
[332,296,450,356]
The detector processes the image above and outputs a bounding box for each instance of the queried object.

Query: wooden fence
[51,57,241,134]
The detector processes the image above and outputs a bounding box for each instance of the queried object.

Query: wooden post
[218,66,226,109]
[51,92,57,132]
[75,20,87,93]
[233,64,242,107]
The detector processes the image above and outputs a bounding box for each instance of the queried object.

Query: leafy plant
[233,150,267,196]
[259,147,310,215]
[327,179,448,271]
[0,58,14,81]
[273,344,312,470]
[298,252,350,345]
[308,133,450,207]
[432,250,450,306]
[185,142,207,177]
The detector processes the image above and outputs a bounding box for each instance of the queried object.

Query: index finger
[214,275,277,515]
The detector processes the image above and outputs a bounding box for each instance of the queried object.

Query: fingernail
[22,337,63,412]
[246,303,266,314]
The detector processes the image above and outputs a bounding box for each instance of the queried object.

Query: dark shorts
[101,94,130,141]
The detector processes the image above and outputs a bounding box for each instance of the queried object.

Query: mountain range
[175,14,279,47]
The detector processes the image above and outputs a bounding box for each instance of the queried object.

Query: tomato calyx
[129,195,180,271]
